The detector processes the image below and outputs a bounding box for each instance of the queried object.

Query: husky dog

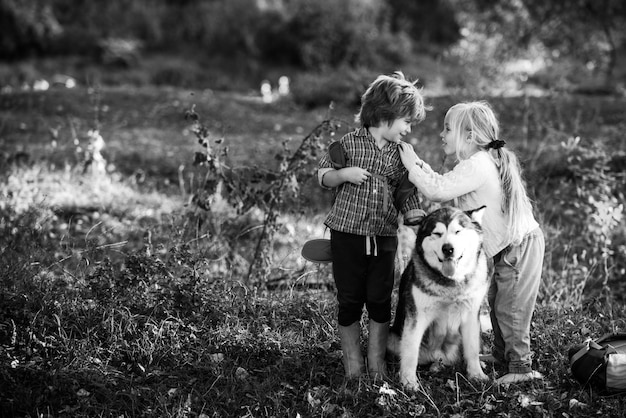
[388,206,490,390]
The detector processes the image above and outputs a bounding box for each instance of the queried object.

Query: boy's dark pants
[331,229,397,378]
[330,230,397,326]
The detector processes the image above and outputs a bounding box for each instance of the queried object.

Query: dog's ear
[466,205,486,225]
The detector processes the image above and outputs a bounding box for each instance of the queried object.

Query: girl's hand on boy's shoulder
[398,141,415,154]
[398,142,423,168]
[342,167,371,186]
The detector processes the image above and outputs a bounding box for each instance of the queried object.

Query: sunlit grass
[2,87,626,416]
[7,166,181,216]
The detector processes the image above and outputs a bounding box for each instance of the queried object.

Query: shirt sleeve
[318,167,334,188]
[319,150,333,170]
[318,144,336,188]
[419,160,436,175]
[407,157,487,202]
[399,188,422,218]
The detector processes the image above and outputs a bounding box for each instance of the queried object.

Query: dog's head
[415,206,486,280]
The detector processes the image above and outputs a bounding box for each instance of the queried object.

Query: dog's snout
[442,243,454,257]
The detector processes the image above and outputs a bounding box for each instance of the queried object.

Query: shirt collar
[355,127,370,138]
[356,127,396,151]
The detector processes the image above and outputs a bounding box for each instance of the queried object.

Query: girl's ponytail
[498,147,534,245]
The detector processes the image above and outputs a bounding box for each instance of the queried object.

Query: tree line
[1,0,624,85]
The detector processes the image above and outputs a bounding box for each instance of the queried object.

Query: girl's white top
[407,151,538,257]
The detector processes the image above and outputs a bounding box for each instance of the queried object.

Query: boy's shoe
[339,322,365,379]
[496,370,543,385]
[367,319,389,381]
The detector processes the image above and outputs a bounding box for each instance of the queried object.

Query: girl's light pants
[488,227,545,374]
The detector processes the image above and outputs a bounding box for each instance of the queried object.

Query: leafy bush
[283,0,414,70]
[150,58,204,88]
[290,68,376,108]
[52,0,166,47]
[182,104,342,283]
[1,0,417,75]
[535,136,626,306]
[171,0,263,58]
[0,0,62,58]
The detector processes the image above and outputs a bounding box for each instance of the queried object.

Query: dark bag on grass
[568,333,626,392]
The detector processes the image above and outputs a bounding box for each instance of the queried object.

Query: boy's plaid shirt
[319,128,422,236]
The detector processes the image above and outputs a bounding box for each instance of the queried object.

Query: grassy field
[1,85,626,417]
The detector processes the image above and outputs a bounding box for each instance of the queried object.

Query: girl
[398,101,544,384]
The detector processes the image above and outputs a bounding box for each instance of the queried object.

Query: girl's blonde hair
[446,101,534,244]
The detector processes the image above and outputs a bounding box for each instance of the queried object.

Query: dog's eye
[433,232,443,238]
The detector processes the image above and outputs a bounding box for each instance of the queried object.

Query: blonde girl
[398,101,545,384]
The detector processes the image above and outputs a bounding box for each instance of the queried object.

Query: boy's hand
[342,167,371,186]
[398,142,424,168]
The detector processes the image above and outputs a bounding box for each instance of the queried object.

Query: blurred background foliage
[1,0,625,100]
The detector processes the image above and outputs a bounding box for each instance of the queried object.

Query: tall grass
[1,88,626,416]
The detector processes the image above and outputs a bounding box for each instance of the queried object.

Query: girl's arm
[406,158,486,202]
[398,141,436,174]
[398,142,486,202]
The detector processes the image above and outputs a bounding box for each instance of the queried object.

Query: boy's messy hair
[356,71,428,128]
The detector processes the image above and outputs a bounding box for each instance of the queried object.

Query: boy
[318,71,427,379]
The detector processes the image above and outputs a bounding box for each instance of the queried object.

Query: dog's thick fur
[388,206,490,389]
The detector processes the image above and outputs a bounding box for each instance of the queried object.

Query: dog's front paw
[468,370,489,382]
[400,373,420,392]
